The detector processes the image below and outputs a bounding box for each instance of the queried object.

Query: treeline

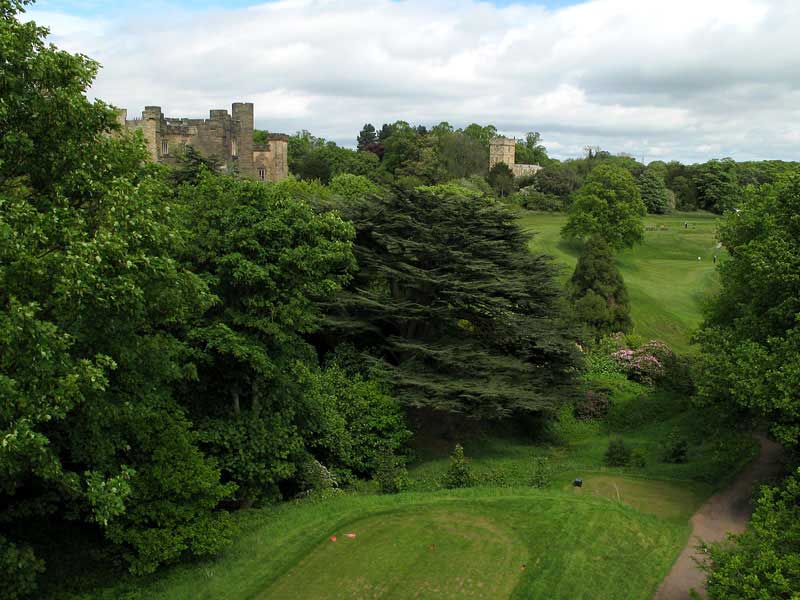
[265,125,799,216]
[0,3,579,597]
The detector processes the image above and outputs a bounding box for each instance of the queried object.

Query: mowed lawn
[89,489,688,600]
[518,211,722,353]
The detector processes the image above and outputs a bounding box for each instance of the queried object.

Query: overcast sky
[25,0,800,163]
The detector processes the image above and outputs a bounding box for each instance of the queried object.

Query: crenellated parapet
[117,102,288,182]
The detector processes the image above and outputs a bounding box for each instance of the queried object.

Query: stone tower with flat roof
[489,136,543,178]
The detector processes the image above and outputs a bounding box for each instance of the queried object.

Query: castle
[489,137,542,178]
[116,102,288,182]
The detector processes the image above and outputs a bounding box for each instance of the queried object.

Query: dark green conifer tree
[321,186,581,419]
[568,236,632,337]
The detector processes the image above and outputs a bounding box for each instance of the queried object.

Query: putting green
[263,508,528,599]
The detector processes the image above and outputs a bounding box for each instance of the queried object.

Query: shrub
[0,536,44,600]
[630,448,647,468]
[612,347,665,385]
[574,390,611,421]
[441,444,476,489]
[306,364,411,478]
[530,456,553,488]
[604,439,632,467]
[661,431,689,464]
[520,189,564,211]
[298,458,339,495]
[373,450,410,494]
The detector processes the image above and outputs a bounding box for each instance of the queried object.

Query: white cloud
[26,0,800,162]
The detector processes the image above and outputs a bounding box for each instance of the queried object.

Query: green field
[55,210,744,600]
[519,210,722,353]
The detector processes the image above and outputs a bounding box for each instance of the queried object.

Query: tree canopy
[562,164,646,250]
[321,185,581,419]
[695,175,800,448]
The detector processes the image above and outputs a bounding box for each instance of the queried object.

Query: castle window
[161,139,169,156]
[258,167,266,181]
[232,139,238,158]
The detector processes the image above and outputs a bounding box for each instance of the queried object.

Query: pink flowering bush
[612,346,666,385]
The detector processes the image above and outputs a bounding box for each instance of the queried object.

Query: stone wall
[119,102,287,182]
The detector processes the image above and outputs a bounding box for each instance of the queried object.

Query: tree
[357,123,377,150]
[562,164,646,250]
[0,0,235,581]
[488,161,515,197]
[534,163,580,201]
[568,237,632,337]
[176,173,356,504]
[461,123,497,149]
[694,159,739,213]
[703,468,800,599]
[695,176,800,448]
[321,185,581,419]
[637,169,671,214]
[515,131,548,165]
[438,132,487,179]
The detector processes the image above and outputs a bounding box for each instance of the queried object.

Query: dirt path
[653,435,784,600]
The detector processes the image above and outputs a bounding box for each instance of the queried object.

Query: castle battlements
[116,102,288,183]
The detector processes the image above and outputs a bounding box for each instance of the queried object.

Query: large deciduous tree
[637,168,671,214]
[175,174,356,504]
[695,175,800,448]
[0,0,234,584]
[562,164,646,250]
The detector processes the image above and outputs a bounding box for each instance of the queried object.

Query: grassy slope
[79,490,687,600]
[54,210,739,600]
[518,211,722,353]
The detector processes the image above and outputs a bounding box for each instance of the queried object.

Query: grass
[59,388,757,600]
[518,210,722,353]
[49,210,748,600]
[69,489,688,600]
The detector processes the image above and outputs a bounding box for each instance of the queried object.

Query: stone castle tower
[116,102,288,182]
[489,136,542,178]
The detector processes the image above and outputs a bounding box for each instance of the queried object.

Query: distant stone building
[116,102,288,182]
[489,137,542,178]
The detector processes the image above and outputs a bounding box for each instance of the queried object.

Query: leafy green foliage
[637,169,671,214]
[704,468,800,599]
[0,0,236,580]
[488,161,515,197]
[374,451,410,494]
[562,164,646,249]
[604,439,632,467]
[529,456,552,488]
[441,444,475,489]
[0,535,44,600]
[322,186,580,418]
[660,430,689,464]
[306,364,411,478]
[568,237,632,337]
[695,175,800,448]
[515,132,548,166]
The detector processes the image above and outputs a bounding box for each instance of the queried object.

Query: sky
[24,0,800,163]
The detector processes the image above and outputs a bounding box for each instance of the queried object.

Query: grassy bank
[519,211,721,353]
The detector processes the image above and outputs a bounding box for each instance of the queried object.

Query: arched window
[161,139,169,156]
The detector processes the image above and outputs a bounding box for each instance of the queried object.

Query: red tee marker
[329,535,337,542]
